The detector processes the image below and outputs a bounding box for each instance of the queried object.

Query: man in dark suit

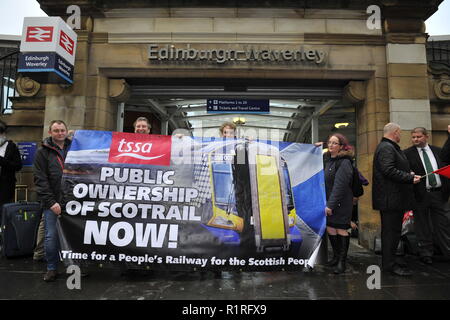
[404,127,450,264]
[373,123,421,276]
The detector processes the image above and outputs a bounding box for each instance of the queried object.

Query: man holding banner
[404,127,450,264]
[33,120,72,282]
[133,117,151,134]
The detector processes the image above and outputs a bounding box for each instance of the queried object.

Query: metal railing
[427,40,450,66]
[0,50,19,114]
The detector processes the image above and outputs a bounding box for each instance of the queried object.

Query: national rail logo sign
[19,17,77,84]
[59,30,75,56]
[25,26,54,42]
[108,132,172,166]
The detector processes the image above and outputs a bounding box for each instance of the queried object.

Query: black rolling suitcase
[0,186,42,257]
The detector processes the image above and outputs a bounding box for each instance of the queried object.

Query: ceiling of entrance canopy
[125,78,355,143]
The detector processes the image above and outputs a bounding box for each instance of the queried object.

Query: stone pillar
[6,76,45,199]
[40,27,92,137]
[344,80,388,250]
[385,20,431,148]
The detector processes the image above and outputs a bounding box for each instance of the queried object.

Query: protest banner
[59,130,326,271]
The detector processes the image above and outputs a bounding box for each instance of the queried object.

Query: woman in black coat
[0,121,22,209]
[324,133,354,274]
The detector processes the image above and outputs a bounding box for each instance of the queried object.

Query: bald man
[372,123,420,276]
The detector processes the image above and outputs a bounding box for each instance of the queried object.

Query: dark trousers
[415,191,450,258]
[380,210,404,271]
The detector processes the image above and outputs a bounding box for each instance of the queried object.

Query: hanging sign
[18,17,77,84]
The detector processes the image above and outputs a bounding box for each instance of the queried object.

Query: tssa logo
[26,26,53,42]
[59,30,75,55]
[108,132,171,166]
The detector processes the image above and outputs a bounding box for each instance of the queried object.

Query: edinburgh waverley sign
[149,44,326,65]
[19,17,77,84]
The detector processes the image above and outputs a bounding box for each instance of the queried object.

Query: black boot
[326,234,341,267]
[334,235,350,274]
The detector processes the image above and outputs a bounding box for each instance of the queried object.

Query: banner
[59,130,326,270]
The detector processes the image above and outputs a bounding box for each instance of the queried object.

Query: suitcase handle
[15,185,28,202]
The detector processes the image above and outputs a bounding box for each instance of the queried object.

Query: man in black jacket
[33,120,71,282]
[373,123,421,276]
[404,127,450,264]
[0,120,22,209]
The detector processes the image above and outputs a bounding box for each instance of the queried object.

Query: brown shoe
[43,270,58,282]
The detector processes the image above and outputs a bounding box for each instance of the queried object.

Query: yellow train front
[203,140,297,253]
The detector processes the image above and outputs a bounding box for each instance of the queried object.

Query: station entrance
[121,78,356,147]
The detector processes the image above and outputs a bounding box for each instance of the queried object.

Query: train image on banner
[201,140,299,253]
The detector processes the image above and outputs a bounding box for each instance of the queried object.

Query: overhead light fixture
[233,117,246,125]
[334,122,349,129]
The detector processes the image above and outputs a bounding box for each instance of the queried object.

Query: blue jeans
[44,209,60,271]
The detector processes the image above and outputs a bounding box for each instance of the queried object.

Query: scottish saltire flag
[279,143,326,267]
[59,130,326,270]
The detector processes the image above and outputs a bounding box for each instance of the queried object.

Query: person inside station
[0,120,23,210]
[133,117,151,134]
[219,121,236,138]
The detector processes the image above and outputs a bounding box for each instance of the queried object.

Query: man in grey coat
[372,123,421,276]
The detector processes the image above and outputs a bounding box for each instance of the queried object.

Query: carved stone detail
[435,80,450,100]
[343,81,366,104]
[15,76,41,97]
[428,61,450,77]
[109,79,130,102]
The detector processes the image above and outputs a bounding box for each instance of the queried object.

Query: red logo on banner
[25,26,53,42]
[59,30,75,55]
[108,132,172,166]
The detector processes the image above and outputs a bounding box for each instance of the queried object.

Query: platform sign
[207,99,270,114]
[17,142,37,166]
[18,17,77,84]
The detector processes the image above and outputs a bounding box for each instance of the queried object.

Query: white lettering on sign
[149,44,327,65]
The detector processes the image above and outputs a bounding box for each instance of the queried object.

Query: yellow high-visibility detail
[256,155,285,239]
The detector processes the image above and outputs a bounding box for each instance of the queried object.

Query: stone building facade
[2,0,449,251]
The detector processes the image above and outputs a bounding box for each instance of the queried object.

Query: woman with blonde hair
[219,122,236,138]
